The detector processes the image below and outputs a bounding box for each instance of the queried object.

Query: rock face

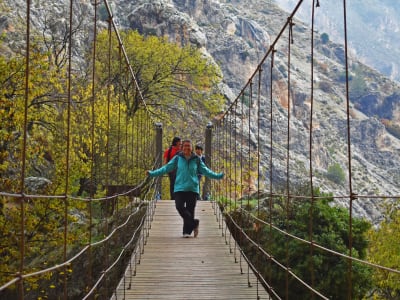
[24,177,52,193]
[112,0,400,225]
[2,0,400,224]
[277,0,400,82]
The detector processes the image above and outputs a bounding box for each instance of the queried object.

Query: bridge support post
[155,123,163,199]
[203,122,213,200]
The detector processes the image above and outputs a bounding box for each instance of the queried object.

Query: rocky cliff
[277,0,400,82]
[2,0,400,224]
[112,0,400,224]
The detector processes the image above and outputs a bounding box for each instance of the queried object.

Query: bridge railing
[207,1,400,299]
[2,0,400,299]
[0,0,161,299]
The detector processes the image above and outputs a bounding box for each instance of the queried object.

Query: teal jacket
[148,152,224,194]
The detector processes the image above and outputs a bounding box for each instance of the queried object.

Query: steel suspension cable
[222,117,227,234]
[226,112,232,243]
[104,14,113,296]
[18,0,32,297]
[309,0,318,296]
[87,0,99,290]
[219,0,304,120]
[117,46,122,185]
[229,112,233,213]
[285,17,294,300]
[239,92,245,274]
[247,80,253,287]
[256,66,263,298]
[233,100,239,263]
[63,0,75,297]
[268,49,275,288]
[101,0,152,113]
[342,0,355,297]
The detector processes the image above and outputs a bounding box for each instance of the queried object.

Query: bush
[321,33,329,44]
[319,81,332,93]
[225,187,373,299]
[326,163,346,185]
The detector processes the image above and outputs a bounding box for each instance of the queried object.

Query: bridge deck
[113,200,271,299]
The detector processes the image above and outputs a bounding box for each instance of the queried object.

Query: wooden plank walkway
[112,200,271,299]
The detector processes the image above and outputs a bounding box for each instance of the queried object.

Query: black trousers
[174,191,199,235]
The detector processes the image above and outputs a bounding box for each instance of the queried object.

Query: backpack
[166,146,173,162]
[166,146,178,177]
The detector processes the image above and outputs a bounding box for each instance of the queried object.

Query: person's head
[171,137,182,148]
[195,144,203,155]
[181,139,193,155]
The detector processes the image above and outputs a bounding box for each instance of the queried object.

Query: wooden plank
[112,201,271,299]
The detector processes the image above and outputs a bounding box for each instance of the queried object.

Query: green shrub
[321,33,329,44]
[225,187,373,299]
[326,163,346,185]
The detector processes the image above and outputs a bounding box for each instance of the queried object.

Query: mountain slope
[2,0,400,224]
[276,0,400,82]
[113,0,400,224]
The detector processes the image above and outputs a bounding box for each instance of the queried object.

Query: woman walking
[147,139,223,237]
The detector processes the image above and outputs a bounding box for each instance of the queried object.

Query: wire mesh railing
[0,0,159,299]
[2,0,400,299]
[209,0,400,299]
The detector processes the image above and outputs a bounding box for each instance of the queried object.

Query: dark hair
[171,137,181,146]
[195,144,203,150]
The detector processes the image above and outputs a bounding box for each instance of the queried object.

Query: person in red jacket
[163,137,182,199]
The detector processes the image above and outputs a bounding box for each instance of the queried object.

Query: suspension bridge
[1,0,400,299]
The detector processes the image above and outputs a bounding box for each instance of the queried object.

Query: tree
[0,41,91,293]
[326,162,346,185]
[95,30,225,138]
[226,187,373,299]
[367,201,400,299]
[0,27,225,295]
[0,51,25,191]
[321,32,329,44]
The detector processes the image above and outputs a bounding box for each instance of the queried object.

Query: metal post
[203,122,213,200]
[155,123,163,199]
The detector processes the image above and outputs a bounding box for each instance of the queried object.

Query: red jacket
[163,145,181,164]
